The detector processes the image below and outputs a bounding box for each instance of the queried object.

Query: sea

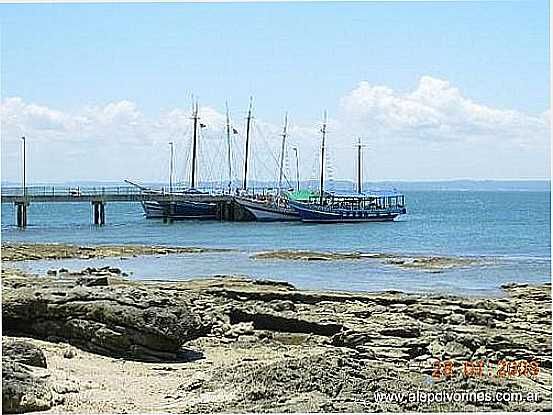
[1,190,551,296]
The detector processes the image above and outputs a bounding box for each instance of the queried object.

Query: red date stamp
[432,359,540,380]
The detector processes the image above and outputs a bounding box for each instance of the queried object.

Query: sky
[0,0,550,185]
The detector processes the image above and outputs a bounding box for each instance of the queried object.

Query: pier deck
[1,186,237,227]
[1,186,231,203]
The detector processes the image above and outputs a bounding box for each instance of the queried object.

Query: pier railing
[1,185,290,200]
[1,186,144,198]
[0,186,232,204]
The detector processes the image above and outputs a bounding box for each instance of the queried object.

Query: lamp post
[16,136,29,228]
[21,136,26,198]
[357,137,362,194]
[169,141,174,193]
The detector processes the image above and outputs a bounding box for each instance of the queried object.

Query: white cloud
[89,100,142,126]
[0,77,549,182]
[1,97,73,132]
[339,76,549,146]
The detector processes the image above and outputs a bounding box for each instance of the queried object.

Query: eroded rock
[2,279,214,362]
[2,338,48,368]
[2,338,53,414]
[1,258,551,413]
[2,359,54,414]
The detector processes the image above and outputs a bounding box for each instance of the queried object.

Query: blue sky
[0,1,550,183]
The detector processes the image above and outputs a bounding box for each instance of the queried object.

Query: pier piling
[162,202,175,223]
[217,201,233,221]
[215,200,254,221]
[15,201,28,228]
[92,201,106,225]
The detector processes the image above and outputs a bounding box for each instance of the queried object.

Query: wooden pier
[1,186,242,227]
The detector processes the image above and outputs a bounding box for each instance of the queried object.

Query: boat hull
[141,200,217,220]
[235,198,300,222]
[289,201,406,223]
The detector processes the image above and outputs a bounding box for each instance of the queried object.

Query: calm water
[2,191,551,295]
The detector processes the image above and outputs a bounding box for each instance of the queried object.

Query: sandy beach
[2,243,551,413]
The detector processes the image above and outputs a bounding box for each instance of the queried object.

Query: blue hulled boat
[135,101,218,220]
[289,116,406,223]
[289,190,406,223]
[141,188,217,220]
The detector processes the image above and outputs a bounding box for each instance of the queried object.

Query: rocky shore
[251,249,481,272]
[3,242,485,273]
[1,243,552,413]
[1,243,231,262]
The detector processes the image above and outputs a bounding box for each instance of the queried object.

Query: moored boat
[289,190,406,223]
[234,195,299,221]
[233,107,303,221]
[141,189,217,220]
[288,114,407,223]
[134,101,219,220]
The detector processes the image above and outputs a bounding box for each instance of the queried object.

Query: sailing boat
[139,101,217,220]
[234,106,302,221]
[288,117,407,223]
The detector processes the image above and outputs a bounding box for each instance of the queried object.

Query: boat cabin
[322,190,405,210]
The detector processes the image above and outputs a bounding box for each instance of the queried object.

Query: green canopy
[286,190,318,202]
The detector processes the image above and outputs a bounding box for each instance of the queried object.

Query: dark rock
[2,359,54,414]
[2,339,47,368]
[331,330,372,348]
[2,282,213,362]
[63,348,77,359]
[380,326,420,338]
[252,279,296,289]
[76,276,109,287]
[269,300,296,312]
[465,310,496,327]
[79,246,95,251]
[2,338,54,413]
[455,333,483,350]
[229,309,343,336]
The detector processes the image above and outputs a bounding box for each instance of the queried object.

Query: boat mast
[169,141,174,193]
[190,101,199,189]
[225,101,232,193]
[293,147,300,191]
[319,111,327,205]
[242,97,253,191]
[278,113,288,193]
[357,137,362,194]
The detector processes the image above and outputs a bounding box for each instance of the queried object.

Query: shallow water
[2,191,550,295]
[6,251,550,297]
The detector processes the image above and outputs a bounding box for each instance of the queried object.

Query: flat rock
[1,255,551,413]
[2,338,48,368]
[2,359,54,414]
[2,338,53,414]
[2,280,214,362]
[76,276,109,287]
